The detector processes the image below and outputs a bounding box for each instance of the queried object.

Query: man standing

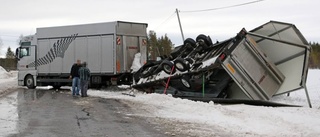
[79,62,90,97]
[70,59,81,96]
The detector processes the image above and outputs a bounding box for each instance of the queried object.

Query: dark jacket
[79,67,91,81]
[70,64,81,78]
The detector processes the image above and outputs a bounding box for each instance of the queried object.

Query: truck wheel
[25,75,36,89]
[196,34,212,46]
[53,85,61,89]
[152,66,163,75]
[52,82,61,89]
[174,58,190,72]
[161,60,176,75]
[141,67,153,78]
[185,58,194,64]
[181,75,191,89]
[184,38,196,49]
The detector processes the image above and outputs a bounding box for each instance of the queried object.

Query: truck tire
[161,60,176,75]
[141,67,153,78]
[185,58,194,64]
[196,34,212,46]
[174,58,190,72]
[180,75,192,89]
[25,75,36,89]
[53,85,61,89]
[52,82,61,89]
[184,38,196,49]
[152,66,163,75]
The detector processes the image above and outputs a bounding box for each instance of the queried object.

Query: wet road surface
[0,88,167,137]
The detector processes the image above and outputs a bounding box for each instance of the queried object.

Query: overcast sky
[0,0,319,57]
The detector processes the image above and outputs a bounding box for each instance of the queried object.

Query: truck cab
[16,35,37,88]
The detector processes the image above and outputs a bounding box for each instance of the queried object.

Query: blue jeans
[72,77,80,95]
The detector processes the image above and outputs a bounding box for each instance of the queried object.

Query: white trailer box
[16,21,148,89]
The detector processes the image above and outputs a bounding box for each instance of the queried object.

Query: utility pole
[176,8,185,42]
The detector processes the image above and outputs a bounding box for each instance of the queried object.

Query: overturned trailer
[133,21,311,107]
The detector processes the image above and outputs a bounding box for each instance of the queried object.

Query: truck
[16,21,148,89]
[132,21,312,107]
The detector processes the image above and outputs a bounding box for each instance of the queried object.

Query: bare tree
[17,34,24,45]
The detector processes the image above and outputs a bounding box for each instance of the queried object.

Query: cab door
[17,45,37,87]
[17,45,36,70]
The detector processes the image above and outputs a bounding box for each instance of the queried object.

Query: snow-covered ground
[1,66,320,136]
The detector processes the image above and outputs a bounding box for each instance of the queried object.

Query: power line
[0,34,20,38]
[153,11,176,30]
[181,0,265,13]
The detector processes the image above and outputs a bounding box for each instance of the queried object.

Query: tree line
[147,30,174,60]
[308,42,320,68]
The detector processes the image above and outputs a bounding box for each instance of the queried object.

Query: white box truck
[16,21,148,89]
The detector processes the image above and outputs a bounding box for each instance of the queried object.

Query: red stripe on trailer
[116,36,121,45]
[142,39,147,45]
[128,46,138,49]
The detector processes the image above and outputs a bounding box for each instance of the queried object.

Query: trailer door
[222,36,285,100]
[124,36,139,71]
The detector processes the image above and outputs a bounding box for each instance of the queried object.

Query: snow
[201,57,218,68]
[0,66,18,96]
[0,66,12,79]
[130,53,142,72]
[88,69,320,136]
[1,66,320,136]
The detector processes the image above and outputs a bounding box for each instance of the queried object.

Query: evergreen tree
[0,37,3,57]
[309,42,320,68]
[6,47,15,59]
[147,31,173,60]
[147,30,158,60]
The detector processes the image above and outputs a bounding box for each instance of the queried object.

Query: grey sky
[0,0,319,57]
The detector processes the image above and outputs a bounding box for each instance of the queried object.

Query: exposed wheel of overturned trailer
[141,67,154,78]
[180,75,192,89]
[196,34,212,46]
[161,60,176,75]
[184,38,196,49]
[185,58,194,64]
[25,75,36,89]
[174,57,190,72]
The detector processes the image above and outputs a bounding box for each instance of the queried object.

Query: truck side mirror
[15,48,20,60]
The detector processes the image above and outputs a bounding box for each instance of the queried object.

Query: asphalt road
[0,88,168,137]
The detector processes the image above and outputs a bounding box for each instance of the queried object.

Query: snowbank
[0,66,12,79]
[0,66,18,96]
